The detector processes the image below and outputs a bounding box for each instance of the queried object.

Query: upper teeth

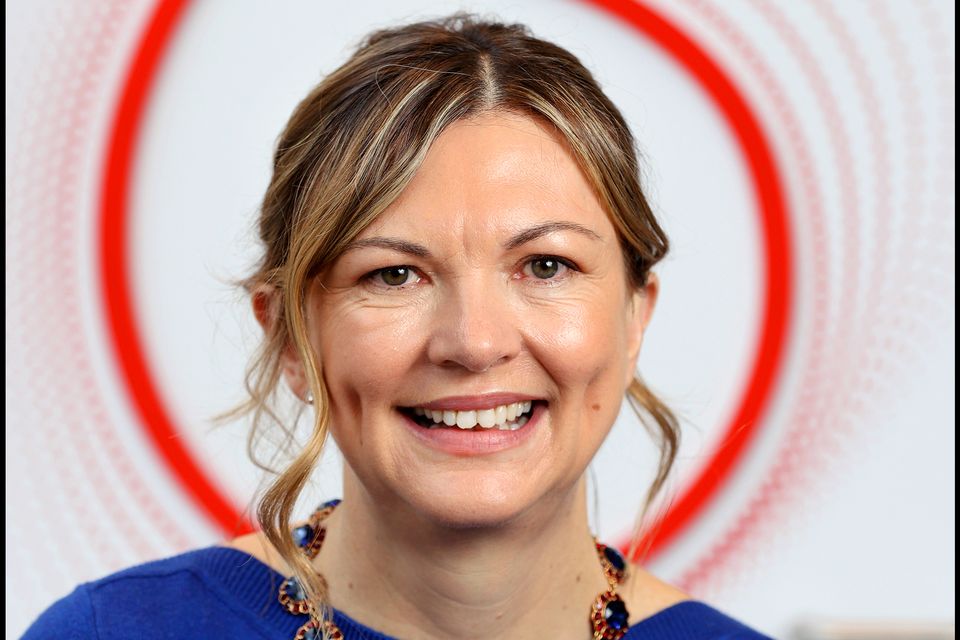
[413,401,534,430]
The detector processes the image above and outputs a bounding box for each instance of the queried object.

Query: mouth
[398,400,546,432]
[396,400,548,456]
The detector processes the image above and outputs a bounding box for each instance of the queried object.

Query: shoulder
[21,583,96,640]
[624,600,773,639]
[21,547,288,640]
[620,567,771,639]
[225,530,293,575]
[620,564,692,622]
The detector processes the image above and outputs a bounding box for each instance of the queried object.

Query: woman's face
[298,112,657,528]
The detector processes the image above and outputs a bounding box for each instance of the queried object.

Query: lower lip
[398,403,546,456]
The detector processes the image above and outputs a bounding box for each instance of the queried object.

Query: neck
[316,473,610,640]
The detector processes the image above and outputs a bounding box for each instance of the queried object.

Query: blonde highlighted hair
[229,13,679,630]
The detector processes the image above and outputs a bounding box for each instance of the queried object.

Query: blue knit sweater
[22,547,771,639]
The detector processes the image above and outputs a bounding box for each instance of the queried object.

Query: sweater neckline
[199,545,703,638]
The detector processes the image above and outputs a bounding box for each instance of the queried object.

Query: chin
[401,473,544,530]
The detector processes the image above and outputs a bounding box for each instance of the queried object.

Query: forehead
[361,112,614,241]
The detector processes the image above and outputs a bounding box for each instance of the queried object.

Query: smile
[401,401,538,431]
[397,400,547,456]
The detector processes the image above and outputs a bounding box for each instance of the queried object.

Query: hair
[229,13,679,632]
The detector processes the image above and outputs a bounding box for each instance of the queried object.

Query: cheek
[526,295,629,394]
[523,295,630,454]
[314,303,426,426]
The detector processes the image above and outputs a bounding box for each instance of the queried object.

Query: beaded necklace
[277,500,631,640]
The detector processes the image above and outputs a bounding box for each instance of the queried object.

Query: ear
[252,285,309,402]
[623,271,659,389]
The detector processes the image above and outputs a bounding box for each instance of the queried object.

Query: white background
[6,1,955,638]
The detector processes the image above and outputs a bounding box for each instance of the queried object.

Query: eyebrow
[341,221,602,259]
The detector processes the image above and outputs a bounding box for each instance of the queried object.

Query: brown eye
[379,266,414,286]
[529,258,561,279]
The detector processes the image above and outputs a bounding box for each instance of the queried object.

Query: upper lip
[404,393,545,411]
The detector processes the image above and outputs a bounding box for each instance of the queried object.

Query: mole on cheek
[592,404,601,411]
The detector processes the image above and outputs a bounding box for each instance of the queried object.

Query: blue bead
[319,498,341,510]
[292,524,315,548]
[604,599,629,630]
[603,545,626,572]
[283,577,307,601]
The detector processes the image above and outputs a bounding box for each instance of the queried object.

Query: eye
[522,256,578,281]
[365,265,422,289]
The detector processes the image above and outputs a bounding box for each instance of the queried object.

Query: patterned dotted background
[6,1,954,637]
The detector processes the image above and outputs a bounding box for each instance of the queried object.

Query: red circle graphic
[99,0,793,552]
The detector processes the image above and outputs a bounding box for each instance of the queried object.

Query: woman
[24,15,771,640]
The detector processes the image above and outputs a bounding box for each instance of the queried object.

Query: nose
[426,277,522,372]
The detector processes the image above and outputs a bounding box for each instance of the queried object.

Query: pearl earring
[304,393,314,405]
